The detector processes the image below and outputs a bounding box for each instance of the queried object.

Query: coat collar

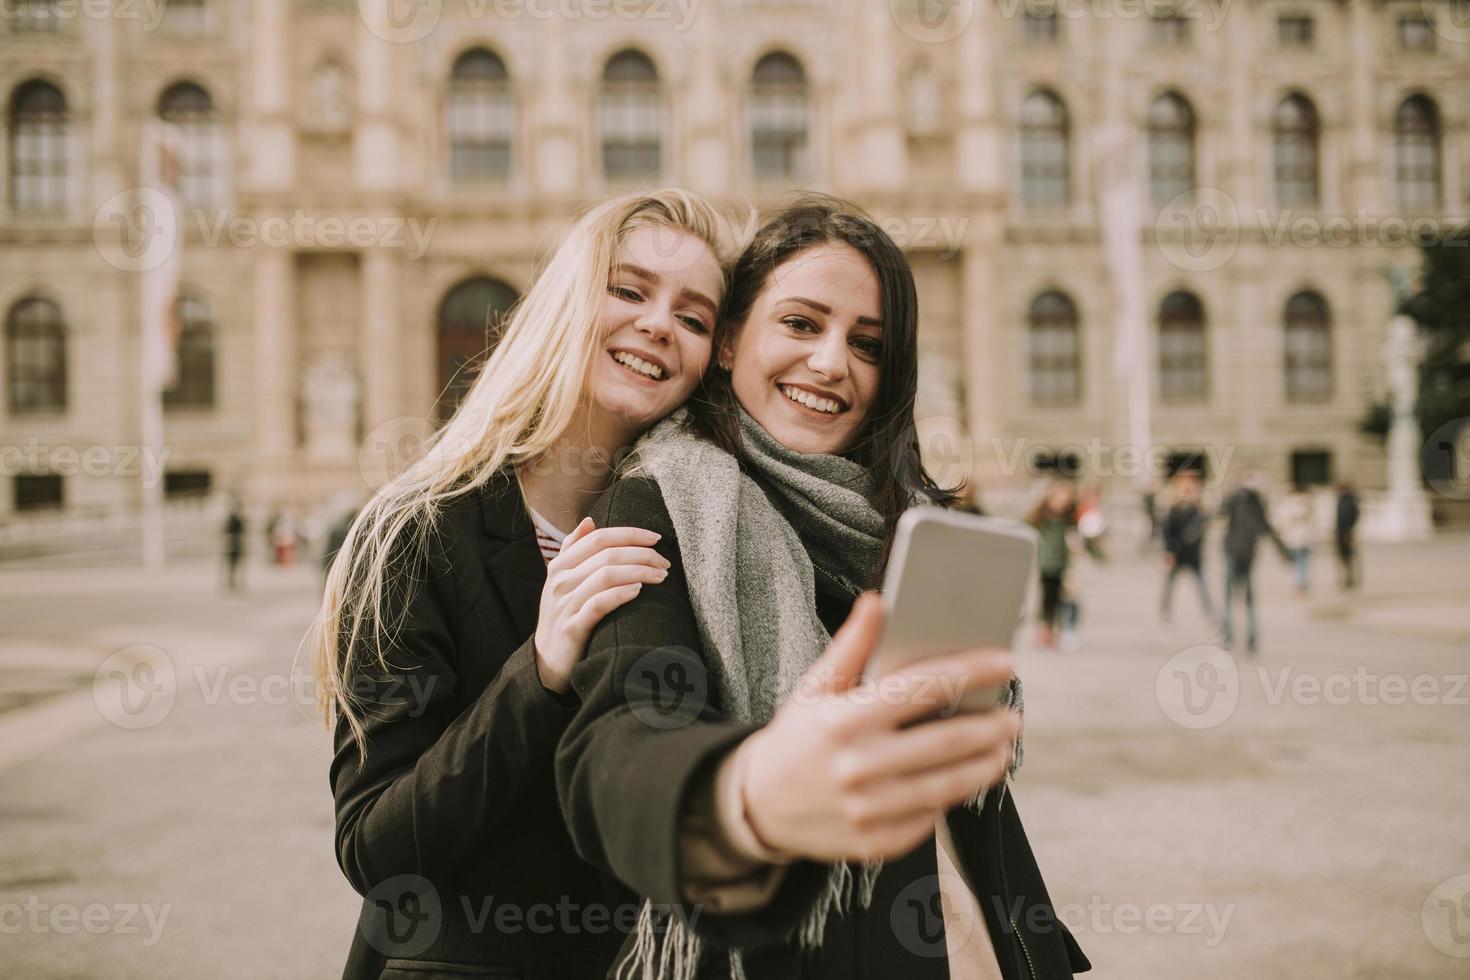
[478,470,546,639]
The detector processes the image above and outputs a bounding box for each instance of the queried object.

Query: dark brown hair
[686,194,954,579]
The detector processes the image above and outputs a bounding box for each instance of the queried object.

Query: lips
[778,383,847,416]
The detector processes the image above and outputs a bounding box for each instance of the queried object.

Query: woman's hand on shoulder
[533,517,669,694]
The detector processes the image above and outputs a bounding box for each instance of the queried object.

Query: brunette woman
[310,190,734,979]
[557,198,1089,979]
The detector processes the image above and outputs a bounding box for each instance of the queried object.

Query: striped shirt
[527,506,568,564]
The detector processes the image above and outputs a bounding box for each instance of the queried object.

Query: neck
[517,406,635,531]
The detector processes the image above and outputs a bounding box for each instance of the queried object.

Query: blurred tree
[1407,229,1470,442]
[1358,231,1470,446]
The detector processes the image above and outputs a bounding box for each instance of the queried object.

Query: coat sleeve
[555,476,829,951]
[329,521,579,895]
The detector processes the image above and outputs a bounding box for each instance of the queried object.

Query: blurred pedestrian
[222,500,246,593]
[1141,478,1161,552]
[320,507,357,581]
[953,477,985,516]
[1335,481,1361,590]
[1218,470,1291,654]
[1028,479,1078,649]
[1279,484,1316,596]
[1058,483,1107,651]
[271,508,299,566]
[1160,472,1212,625]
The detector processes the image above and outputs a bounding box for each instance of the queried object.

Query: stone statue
[311,60,352,134]
[908,58,941,137]
[1377,308,1432,540]
[1384,266,1414,315]
[302,351,360,461]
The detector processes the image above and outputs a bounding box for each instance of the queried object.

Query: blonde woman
[310,190,733,980]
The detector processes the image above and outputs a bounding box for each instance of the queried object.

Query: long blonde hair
[309,189,736,754]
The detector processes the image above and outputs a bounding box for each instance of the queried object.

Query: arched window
[1028,291,1081,406]
[1273,94,1319,207]
[1158,291,1207,404]
[1284,291,1332,403]
[164,295,215,410]
[436,277,519,420]
[1147,92,1195,205]
[6,297,67,414]
[1394,95,1440,210]
[157,81,221,208]
[600,49,661,181]
[1020,90,1069,208]
[749,52,809,182]
[8,80,68,214]
[448,48,513,182]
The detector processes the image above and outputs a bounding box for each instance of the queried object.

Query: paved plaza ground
[0,532,1466,979]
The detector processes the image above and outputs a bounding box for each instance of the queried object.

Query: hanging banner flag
[139,119,184,394]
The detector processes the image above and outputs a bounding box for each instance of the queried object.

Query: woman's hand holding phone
[533,518,669,694]
[740,593,1020,864]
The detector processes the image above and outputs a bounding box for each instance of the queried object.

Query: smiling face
[725,242,883,456]
[586,224,724,441]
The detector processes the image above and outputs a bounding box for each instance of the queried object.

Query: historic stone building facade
[1,0,1466,532]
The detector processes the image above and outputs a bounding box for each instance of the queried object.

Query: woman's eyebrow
[616,263,716,315]
[782,295,883,329]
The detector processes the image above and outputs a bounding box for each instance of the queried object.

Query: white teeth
[780,385,840,415]
[612,350,665,379]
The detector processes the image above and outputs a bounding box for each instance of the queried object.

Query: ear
[717,338,735,372]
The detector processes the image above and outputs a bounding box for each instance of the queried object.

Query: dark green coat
[556,474,1091,980]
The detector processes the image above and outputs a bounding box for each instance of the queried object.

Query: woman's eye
[609,285,642,302]
[678,314,710,334]
[781,315,817,333]
[852,337,883,359]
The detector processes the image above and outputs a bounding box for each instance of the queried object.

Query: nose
[634,300,675,345]
[806,330,849,382]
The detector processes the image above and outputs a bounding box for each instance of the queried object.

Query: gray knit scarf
[617,407,1023,980]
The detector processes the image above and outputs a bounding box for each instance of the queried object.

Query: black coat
[1220,487,1287,563]
[1161,503,1206,567]
[330,474,628,980]
[556,474,1091,980]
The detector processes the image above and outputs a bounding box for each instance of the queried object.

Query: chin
[763,422,843,456]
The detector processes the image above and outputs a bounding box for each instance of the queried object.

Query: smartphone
[865,506,1037,712]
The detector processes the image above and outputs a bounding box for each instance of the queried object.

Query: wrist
[532,641,571,695]
[728,729,792,862]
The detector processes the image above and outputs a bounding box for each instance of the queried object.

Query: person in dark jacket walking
[222,499,247,593]
[1335,481,1362,590]
[557,199,1088,980]
[1218,470,1291,653]
[308,190,734,980]
[1160,471,1212,624]
[1027,481,1077,650]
